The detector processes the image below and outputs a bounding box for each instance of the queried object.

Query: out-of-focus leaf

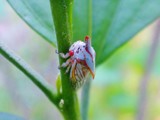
[7,0,160,65]
[73,0,160,65]
[7,0,56,46]
[73,0,91,40]
[0,112,24,120]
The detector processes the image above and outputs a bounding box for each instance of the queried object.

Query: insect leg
[55,50,70,59]
[59,58,71,69]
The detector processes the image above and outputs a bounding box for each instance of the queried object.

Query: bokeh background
[0,0,160,120]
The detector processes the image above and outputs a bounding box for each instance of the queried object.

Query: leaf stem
[0,41,59,107]
[49,0,81,120]
[81,77,91,120]
[81,0,92,120]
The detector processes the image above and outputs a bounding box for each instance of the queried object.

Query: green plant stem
[81,0,92,120]
[50,0,81,120]
[0,41,59,107]
[81,77,91,120]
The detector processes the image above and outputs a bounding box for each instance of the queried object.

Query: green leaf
[7,0,160,65]
[73,0,92,40]
[0,112,24,120]
[73,0,160,65]
[7,0,56,46]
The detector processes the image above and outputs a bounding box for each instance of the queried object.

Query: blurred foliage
[90,24,160,120]
[0,112,24,120]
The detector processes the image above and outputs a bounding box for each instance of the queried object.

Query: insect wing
[85,53,95,79]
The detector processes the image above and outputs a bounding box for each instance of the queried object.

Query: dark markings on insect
[76,50,79,53]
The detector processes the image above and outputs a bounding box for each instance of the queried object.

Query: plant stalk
[81,0,92,119]
[50,0,81,120]
[81,77,91,120]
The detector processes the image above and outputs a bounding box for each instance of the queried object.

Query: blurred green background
[0,0,160,120]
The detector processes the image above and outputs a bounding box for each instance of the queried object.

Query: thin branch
[81,77,91,120]
[81,0,92,120]
[0,41,59,107]
[136,20,160,120]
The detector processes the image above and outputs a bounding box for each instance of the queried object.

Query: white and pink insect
[57,36,95,89]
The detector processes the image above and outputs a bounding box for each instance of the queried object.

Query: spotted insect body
[57,36,95,89]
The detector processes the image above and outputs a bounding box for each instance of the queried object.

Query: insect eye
[69,50,74,56]
[85,36,90,41]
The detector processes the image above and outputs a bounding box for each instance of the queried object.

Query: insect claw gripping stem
[60,59,71,68]
[55,49,59,54]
